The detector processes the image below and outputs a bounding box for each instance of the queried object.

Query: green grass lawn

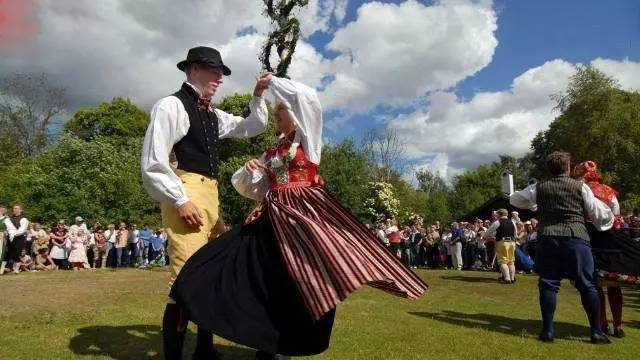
[0,268,638,359]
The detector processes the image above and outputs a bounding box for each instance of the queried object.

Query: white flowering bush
[363,182,399,222]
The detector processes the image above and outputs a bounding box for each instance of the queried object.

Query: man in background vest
[511,151,613,344]
[0,206,17,274]
[7,204,29,274]
[141,46,271,359]
[482,208,516,283]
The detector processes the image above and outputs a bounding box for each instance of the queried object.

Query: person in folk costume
[482,208,518,283]
[511,152,614,344]
[0,206,18,274]
[7,204,30,274]
[170,77,428,360]
[573,160,640,338]
[141,46,271,359]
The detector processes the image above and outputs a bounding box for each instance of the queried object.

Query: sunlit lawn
[0,268,638,359]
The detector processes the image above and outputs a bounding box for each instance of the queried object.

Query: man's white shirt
[141,82,268,209]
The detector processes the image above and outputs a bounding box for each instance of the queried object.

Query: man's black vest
[495,218,515,241]
[172,83,220,178]
[536,175,589,241]
[10,215,26,240]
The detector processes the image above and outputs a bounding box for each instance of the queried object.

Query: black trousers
[7,235,25,262]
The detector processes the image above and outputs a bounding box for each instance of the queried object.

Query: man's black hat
[177,46,231,75]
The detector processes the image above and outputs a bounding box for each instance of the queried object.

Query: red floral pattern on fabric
[587,181,619,205]
[264,132,321,187]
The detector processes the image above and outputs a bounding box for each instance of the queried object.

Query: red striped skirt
[267,184,428,320]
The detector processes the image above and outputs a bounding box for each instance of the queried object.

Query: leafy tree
[415,168,449,197]
[214,93,277,162]
[363,182,400,223]
[217,155,257,225]
[423,191,453,226]
[0,134,159,226]
[64,97,149,141]
[390,178,428,225]
[448,162,502,220]
[319,139,372,220]
[531,65,640,202]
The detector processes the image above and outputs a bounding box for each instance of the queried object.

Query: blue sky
[457,0,639,97]
[311,0,640,144]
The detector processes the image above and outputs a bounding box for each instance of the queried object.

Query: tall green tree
[448,162,502,220]
[0,134,158,226]
[319,139,372,220]
[64,97,148,141]
[530,65,640,210]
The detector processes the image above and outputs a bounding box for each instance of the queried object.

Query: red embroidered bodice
[264,132,322,188]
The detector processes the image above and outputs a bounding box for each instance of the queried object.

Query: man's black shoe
[538,332,554,343]
[590,332,611,344]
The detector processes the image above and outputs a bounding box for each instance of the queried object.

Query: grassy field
[0,268,638,360]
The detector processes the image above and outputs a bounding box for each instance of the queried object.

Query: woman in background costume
[573,160,640,338]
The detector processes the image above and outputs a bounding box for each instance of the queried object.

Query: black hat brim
[177,60,231,76]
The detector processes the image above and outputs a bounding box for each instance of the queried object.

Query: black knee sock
[162,303,186,360]
[580,288,602,335]
[539,287,557,335]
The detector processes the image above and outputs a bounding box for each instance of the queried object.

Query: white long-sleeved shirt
[482,217,517,240]
[510,182,614,231]
[2,216,17,240]
[7,216,29,241]
[141,82,268,208]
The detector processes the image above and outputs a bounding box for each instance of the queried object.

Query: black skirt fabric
[590,225,640,276]
[170,213,335,356]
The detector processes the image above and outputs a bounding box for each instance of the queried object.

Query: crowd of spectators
[0,204,167,275]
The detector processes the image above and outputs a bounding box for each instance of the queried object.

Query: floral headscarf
[572,160,618,204]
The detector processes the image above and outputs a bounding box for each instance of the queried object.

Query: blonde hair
[274,98,288,113]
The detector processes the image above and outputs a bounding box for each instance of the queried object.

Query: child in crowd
[18,249,33,272]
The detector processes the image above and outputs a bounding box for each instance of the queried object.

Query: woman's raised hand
[244,158,265,174]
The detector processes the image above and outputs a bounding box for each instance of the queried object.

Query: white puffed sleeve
[231,153,271,201]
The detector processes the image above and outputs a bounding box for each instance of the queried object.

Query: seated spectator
[18,249,33,272]
[35,248,56,271]
[32,231,51,255]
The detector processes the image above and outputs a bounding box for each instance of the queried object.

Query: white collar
[184,81,203,97]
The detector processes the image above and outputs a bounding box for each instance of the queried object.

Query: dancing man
[141,46,271,359]
[510,151,613,344]
[482,208,517,284]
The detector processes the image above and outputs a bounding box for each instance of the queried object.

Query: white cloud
[391,59,576,180]
[591,58,640,92]
[298,0,349,36]
[319,0,498,112]
[0,0,272,110]
[0,0,339,112]
[392,57,640,181]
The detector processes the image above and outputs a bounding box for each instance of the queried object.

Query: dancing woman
[171,77,427,358]
[573,161,640,338]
